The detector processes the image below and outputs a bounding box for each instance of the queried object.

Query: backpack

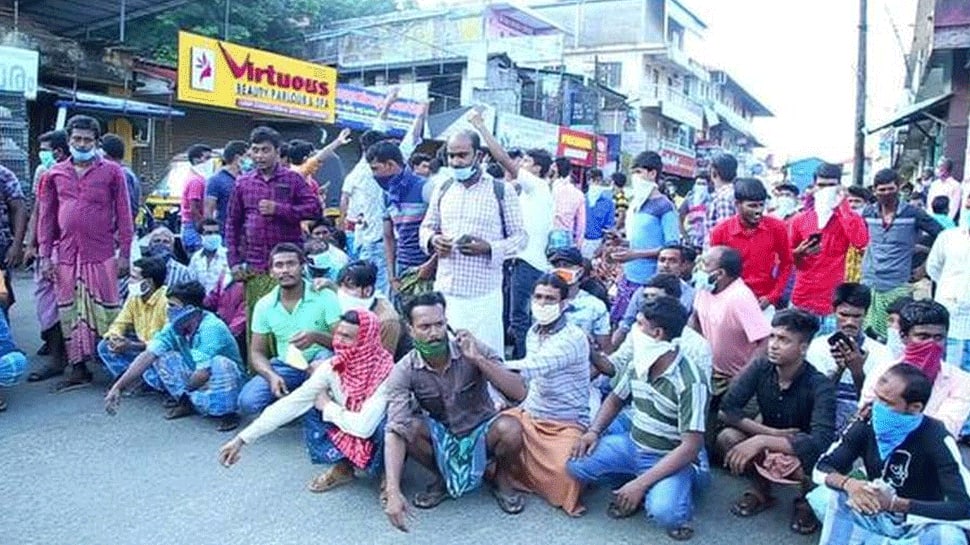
[438,177,508,238]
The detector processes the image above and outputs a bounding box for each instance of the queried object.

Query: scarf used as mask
[328,310,395,468]
[901,340,944,383]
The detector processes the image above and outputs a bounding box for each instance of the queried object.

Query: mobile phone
[827,331,851,347]
[807,233,822,246]
[455,235,474,247]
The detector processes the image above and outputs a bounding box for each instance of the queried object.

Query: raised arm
[468,108,518,178]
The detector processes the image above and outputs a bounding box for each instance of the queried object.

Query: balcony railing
[637,84,704,129]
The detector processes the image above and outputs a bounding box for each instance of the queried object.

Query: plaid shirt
[704,184,735,246]
[419,173,526,297]
[225,163,321,272]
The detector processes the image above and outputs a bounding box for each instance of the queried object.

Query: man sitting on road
[382,292,528,531]
[104,281,245,431]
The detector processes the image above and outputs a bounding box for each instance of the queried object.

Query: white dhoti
[444,289,505,359]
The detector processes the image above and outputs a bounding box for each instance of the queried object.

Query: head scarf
[327,309,394,468]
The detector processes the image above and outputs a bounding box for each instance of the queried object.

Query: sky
[415,0,919,162]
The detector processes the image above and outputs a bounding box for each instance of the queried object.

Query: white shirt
[343,159,386,246]
[188,247,230,294]
[806,334,894,387]
[926,227,970,339]
[512,168,554,272]
[927,176,962,219]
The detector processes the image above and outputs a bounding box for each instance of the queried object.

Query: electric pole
[853,0,867,186]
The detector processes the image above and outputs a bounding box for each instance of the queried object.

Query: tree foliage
[104,0,403,62]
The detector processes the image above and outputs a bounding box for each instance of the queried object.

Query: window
[597,62,622,88]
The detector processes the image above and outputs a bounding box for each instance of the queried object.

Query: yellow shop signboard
[177,31,337,122]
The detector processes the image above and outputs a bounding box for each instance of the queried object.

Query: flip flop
[413,482,449,509]
[790,498,819,535]
[307,464,354,493]
[28,364,63,383]
[216,414,240,433]
[164,400,195,420]
[490,486,525,515]
[667,525,694,541]
[53,366,93,393]
[731,490,777,518]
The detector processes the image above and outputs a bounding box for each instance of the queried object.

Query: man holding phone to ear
[788,163,868,335]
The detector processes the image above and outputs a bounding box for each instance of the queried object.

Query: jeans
[566,434,710,530]
[357,239,389,297]
[181,222,202,254]
[509,259,543,359]
[237,359,308,416]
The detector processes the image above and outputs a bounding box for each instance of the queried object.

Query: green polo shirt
[251,280,342,361]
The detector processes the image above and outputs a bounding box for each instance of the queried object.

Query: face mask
[413,337,449,359]
[240,157,255,173]
[192,159,215,178]
[149,243,173,261]
[70,146,96,162]
[136,280,152,297]
[338,291,376,312]
[631,175,657,200]
[167,305,196,327]
[551,267,582,285]
[586,184,610,205]
[201,234,222,252]
[901,339,944,382]
[691,183,709,205]
[630,327,675,376]
[453,165,478,182]
[39,150,56,169]
[774,196,798,218]
[850,205,865,216]
[693,269,717,292]
[373,173,396,188]
[531,301,563,326]
[871,400,924,461]
[886,327,904,359]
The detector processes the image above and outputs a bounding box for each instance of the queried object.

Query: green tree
[105,0,403,62]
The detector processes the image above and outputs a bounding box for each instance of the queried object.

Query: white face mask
[587,184,610,205]
[192,159,216,178]
[531,301,562,326]
[631,174,657,200]
[886,327,904,359]
[773,196,798,218]
[630,327,674,376]
[338,291,376,312]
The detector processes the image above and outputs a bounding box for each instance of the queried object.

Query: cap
[815,162,843,179]
[546,246,583,266]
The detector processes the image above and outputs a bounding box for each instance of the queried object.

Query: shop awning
[866,93,951,134]
[45,87,185,118]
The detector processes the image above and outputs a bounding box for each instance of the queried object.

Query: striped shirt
[612,350,709,453]
[166,260,197,289]
[419,172,526,297]
[382,168,431,269]
[704,184,735,246]
[861,201,941,291]
[507,318,591,426]
[564,289,610,338]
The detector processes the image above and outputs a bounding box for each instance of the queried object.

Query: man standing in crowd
[419,129,526,356]
[100,134,142,221]
[813,364,970,545]
[37,115,133,391]
[788,163,868,333]
[550,157,586,247]
[237,244,342,417]
[710,178,793,312]
[704,153,738,241]
[805,283,894,430]
[927,204,970,373]
[205,140,250,235]
[608,151,680,324]
[861,169,941,339]
[927,158,962,220]
[226,126,322,324]
[582,167,616,259]
[717,309,836,536]
[382,292,528,531]
[180,144,214,255]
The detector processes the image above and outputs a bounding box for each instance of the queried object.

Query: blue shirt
[147,311,242,371]
[122,166,141,220]
[382,168,430,270]
[623,196,681,284]
[205,168,236,235]
[584,190,616,240]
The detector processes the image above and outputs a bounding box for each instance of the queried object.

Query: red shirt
[710,214,793,305]
[788,201,869,315]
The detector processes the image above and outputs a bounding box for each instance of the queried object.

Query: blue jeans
[566,434,710,530]
[181,222,202,254]
[357,239,389,297]
[237,359,308,416]
[509,259,543,359]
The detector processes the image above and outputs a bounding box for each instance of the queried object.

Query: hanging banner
[0,46,39,100]
[335,84,424,133]
[557,127,598,167]
[177,31,337,122]
[495,112,559,153]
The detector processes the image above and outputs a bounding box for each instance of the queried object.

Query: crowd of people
[2,87,970,543]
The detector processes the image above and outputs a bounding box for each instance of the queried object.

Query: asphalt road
[0,272,817,545]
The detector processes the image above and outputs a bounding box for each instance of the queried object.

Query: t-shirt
[693,278,771,379]
[181,172,206,223]
[205,169,236,234]
[382,168,431,270]
[513,169,554,272]
[623,196,680,284]
[251,281,342,361]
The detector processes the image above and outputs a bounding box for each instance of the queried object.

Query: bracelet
[838,475,852,490]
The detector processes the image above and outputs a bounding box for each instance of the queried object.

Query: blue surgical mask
[70,146,97,162]
[453,165,477,182]
[693,269,717,292]
[149,243,173,261]
[240,157,255,173]
[167,305,196,326]
[39,150,56,169]
[201,234,222,252]
[871,400,923,461]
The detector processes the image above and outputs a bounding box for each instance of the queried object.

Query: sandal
[162,396,179,409]
[307,463,354,493]
[164,397,195,420]
[0,395,7,412]
[413,482,449,509]
[28,364,64,383]
[606,500,642,519]
[790,498,819,535]
[217,414,241,433]
[731,490,776,518]
[53,365,92,393]
[667,525,695,541]
[490,486,525,515]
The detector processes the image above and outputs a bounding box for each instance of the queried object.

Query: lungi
[817,489,967,545]
[153,352,242,417]
[444,288,505,357]
[427,415,497,498]
[56,257,122,365]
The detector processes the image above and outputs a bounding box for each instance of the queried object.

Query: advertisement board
[494,113,559,153]
[177,31,337,122]
[557,127,598,167]
[0,46,39,100]
[335,84,424,133]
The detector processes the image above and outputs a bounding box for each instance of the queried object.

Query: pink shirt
[551,178,586,245]
[694,278,772,378]
[181,172,206,222]
[860,359,970,438]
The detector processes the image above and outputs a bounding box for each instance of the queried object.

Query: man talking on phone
[788,163,868,335]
